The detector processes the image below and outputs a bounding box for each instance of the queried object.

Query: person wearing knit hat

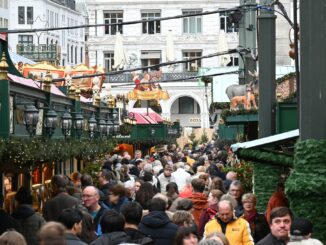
[288,218,323,245]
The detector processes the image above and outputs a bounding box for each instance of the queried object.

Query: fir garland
[253,163,288,212]
[220,108,258,122]
[209,102,230,112]
[276,72,295,84]
[0,137,115,171]
[237,149,294,167]
[286,139,326,243]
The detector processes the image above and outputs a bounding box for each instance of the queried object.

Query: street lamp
[112,108,120,135]
[61,110,72,139]
[97,118,107,138]
[88,113,97,139]
[74,113,84,139]
[44,108,58,138]
[106,117,114,137]
[24,105,39,137]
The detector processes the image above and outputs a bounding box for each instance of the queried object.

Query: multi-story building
[86,0,295,129]
[0,0,8,29]
[8,0,87,66]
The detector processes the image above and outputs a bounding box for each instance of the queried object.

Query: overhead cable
[4,5,258,34]
[52,48,248,82]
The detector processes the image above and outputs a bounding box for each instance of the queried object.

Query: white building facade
[86,0,294,128]
[8,0,86,66]
[0,0,8,29]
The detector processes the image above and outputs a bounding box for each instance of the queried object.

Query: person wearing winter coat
[204,200,254,245]
[139,198,178,245]
[90,210,130,245]
[57,208,87,245]
[11,187,45,245]
[120,201,154,245]
[189,178,208,228]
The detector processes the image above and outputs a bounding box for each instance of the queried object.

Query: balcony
[16,44,61,64]
[105,71,198,83]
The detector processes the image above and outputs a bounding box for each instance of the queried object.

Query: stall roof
[231,129,299,152]
[9,50,36,65]
[130,108,164,124]
[8,74,66,97]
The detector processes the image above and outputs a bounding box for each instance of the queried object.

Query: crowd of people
[0,141,323,245]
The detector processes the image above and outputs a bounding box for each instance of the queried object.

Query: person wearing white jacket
[171,162,191,192]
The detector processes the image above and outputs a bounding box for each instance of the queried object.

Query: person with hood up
[11,187,45,245]
[139,197,178,245]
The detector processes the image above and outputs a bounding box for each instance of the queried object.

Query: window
[27,7,33,24]
[80,47,83,63]
[220,11,238,33]
[141,11,161,34]
[75,46,77,64]
[104,11,123,35]
[227,56,239,67]
[67,44,69,62]
[104,52,114,71]
[71,45,73,63]
[18,35,33,45]
[179,97,194,114]
[183,10,202,34]
[140,51,161,71]
[182,50,202,71]
[18,6,25,24]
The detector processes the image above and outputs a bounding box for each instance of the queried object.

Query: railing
[105,72,198,83]
[16,44,60,63]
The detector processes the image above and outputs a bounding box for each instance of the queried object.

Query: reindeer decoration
[227,71,258,110]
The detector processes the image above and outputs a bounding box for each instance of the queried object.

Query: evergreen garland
[0,137,115,171]
[220,108,258,122]
[253,163,288,212]
[286,140,326,243]
[237,149,293,167]
[209,102,230,112]
[276,72,295,84]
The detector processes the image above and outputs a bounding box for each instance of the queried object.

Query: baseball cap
[290,218,313,236]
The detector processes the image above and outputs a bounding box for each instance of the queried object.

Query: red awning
[130,108,163,124]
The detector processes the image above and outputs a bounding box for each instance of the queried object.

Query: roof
[231,129,299,152]
[130,108,164,124]
[9,50,36,65]
[8,74,66,97]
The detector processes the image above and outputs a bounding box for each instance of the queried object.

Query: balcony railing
[16,44,61,64]
[105,71,198,83]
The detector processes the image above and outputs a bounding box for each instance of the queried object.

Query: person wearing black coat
[11,187,45,245]
[42,175,81,221]
[139,198,178,245]
[121,201,154,245]
[90,210,130,245]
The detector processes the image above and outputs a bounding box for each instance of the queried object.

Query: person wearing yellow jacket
[204,200,254,245]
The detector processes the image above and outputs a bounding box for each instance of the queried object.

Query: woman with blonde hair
[241,193,269,243]
[203,231,230,245]
[0,231,27,245]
